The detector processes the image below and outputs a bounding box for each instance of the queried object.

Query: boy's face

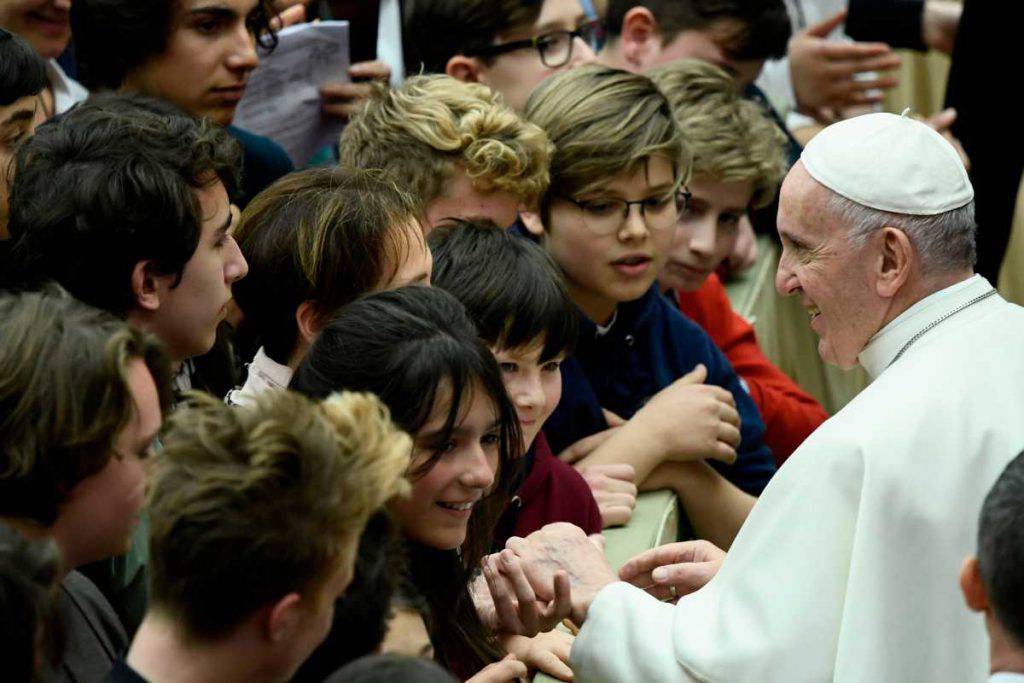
[122,0,262,125]
[425,168,522,232]
[531,156,678,324]
[138,179,249,362]
[53,358,161,568]
[659,24,765,89]
[468,0,596,112]
[280,545,359,679]
[659,176,753,292]
[0,94,41,238]
[0,0,71,59]
[493,341,564,451]
[385,220,434,288]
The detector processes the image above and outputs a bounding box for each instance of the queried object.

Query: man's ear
[620,7,661,71]
[959,555,989,613]
[264,592,303,643]
[519,210,546,237]
[131,261,162,312]
[874,227,913,299]
[446,55,482,83]
[295,301,322,347]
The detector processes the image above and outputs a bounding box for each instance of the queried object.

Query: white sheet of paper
[233,21,350,167]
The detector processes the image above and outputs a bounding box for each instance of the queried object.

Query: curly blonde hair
[340,75,553,208]
[648,59,788,209]
[148,389,411,639]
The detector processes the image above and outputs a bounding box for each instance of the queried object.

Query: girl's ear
[295,301,321,346]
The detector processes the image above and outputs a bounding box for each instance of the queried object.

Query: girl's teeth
[439,502,473,511]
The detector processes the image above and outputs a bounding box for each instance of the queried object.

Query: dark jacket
[544,285,777,496]
[226,125,294,209]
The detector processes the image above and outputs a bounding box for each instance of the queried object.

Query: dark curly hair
[2,92,242,317]
[71,0,279,90]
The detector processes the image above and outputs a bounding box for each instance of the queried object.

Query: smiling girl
[290,286,525,680]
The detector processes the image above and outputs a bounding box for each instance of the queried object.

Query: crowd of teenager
[1,0,1022,682]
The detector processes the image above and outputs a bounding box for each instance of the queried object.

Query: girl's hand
[466,654,528,683]
[499,630,575,681]
[476,550,572,636]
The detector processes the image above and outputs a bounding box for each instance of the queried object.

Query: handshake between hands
[478,523,728,634]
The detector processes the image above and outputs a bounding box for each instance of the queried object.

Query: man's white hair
[824,189,977,275]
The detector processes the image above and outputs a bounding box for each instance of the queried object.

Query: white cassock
[571,275,1024,682]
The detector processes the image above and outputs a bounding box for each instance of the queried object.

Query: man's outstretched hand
[619,540,726,602]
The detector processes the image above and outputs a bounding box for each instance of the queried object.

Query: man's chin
[817,339,860,370]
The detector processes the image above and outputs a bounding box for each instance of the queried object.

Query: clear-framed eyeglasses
[559,188,692,236]
[464,20,604,68]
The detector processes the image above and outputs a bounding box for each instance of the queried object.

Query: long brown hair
[291,286,522,678]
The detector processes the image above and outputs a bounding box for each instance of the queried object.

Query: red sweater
[673,274,828,465]
[495,432,602,548]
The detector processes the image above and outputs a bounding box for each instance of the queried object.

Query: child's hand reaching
[466,654,529,683]
[578,463,637,528]
[498,630,575,681]
[636,365,740,465]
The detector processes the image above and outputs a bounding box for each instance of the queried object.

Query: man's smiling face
[775,162,886,369]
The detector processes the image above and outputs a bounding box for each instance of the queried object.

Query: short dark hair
[2,92,242,317]
[324,655,458,683]
[71,0,279,90]
[0,28,47,106]
[429,220,577,360]
[604,0,791,60]
[291,513,405,683]
[232,167,422,365]
[0,287,172,526]
[0,521,62,682]
[977,450,1024,646]
[403,0,543,75]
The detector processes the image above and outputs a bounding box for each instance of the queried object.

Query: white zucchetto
[800,110,974,215]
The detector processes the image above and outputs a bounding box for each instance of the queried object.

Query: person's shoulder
[226,125,294,173]
[50,571,128,681]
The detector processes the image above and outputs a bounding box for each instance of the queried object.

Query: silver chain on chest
[887,289,998,368]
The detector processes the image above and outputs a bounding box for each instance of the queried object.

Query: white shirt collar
[595,309,618,337]
[225,347,293,407]
[45,59,89,115]
[857,274,994,379]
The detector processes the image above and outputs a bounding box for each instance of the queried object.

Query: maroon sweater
[495,431,602,548]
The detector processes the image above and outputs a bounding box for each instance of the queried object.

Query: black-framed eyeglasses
[559,188,692,236]
[464,20,604,68]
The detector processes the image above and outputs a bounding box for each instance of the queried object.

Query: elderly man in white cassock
[497,111,1024,682]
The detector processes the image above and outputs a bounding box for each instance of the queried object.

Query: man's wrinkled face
[775,162,884,369]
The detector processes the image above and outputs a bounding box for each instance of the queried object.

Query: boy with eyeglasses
[404,0,599,112]
[518,65,775,549]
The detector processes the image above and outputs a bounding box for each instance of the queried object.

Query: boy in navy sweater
[519,64,775,547]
